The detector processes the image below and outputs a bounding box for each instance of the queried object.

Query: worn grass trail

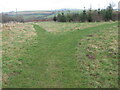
[5,22,117,88]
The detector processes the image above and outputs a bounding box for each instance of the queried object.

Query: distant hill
[1,9,82,21]
[5,10,55,21]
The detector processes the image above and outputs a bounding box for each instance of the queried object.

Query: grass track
[3,22,118,88]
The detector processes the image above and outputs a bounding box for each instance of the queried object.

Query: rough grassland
[3,21,118,88]
[37,22,112,33]
[2,23,36,85]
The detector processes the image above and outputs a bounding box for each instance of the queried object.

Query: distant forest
[53,4,118,22]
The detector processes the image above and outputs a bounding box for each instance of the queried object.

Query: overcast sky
[0,0,119,12]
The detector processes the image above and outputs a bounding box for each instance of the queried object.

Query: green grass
[3,21,118,88]
[76,24,118,87]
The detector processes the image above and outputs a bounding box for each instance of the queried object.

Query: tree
[57,13,61,22]
[66,13,73,22]
[83,7,86,15]
[16,15,24,23]
[80,7,87,22]
[104,4,113,21]
[53,16,57,21]
[57,12,66,22]
[60,12,66,22]
[98,8,101,14]
[1,13,24,23]
[87,8,93,22]
[2,13,14,23]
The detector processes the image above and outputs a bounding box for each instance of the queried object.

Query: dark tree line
[53,4,118,22]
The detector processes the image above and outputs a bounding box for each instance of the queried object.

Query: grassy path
[4,22,117,88]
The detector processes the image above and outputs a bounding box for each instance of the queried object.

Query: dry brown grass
[2,22,36,43]
[36,22,113,33]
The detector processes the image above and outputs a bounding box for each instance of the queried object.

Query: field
[2,21,118,88]
[8,10,54,20]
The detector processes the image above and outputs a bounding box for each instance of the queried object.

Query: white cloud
[0,0,119,12]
